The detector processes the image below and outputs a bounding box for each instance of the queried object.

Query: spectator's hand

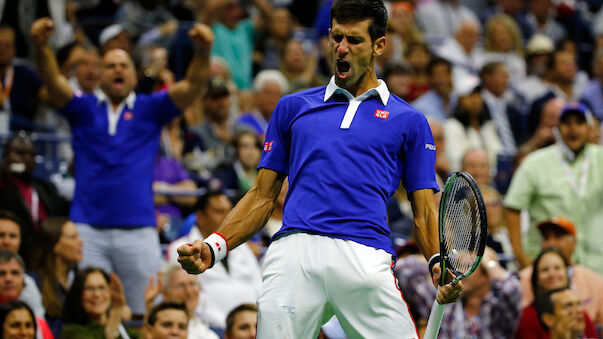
[160,19,178,36]
[144,272,163,310]
[177,239,212,274]
[30,18,55,47]
[109,273,127,309]
[431,263,463,304]
[188,23,214,51]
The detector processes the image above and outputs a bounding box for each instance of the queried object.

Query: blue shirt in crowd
[259,77,439,255]
[59,90,180,227]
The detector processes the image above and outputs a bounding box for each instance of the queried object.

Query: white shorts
[257,232,418,339]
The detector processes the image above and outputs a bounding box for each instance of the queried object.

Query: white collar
[96,91,136,110]
[323,76,390,105]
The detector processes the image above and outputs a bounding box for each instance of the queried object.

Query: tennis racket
[423,171,488,339]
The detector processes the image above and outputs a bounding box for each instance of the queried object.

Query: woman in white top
[444,84,503,171]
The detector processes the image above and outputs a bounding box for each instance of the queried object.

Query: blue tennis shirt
[259,77,439,255]
[59,90,180,227]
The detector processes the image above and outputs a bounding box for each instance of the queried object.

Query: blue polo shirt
[59,90,181,227]
[259,77,438,255]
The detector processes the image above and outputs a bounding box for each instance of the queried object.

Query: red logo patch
[374,109,389,120]
[263,141,274,152]
[215,242,222,252]
[123,112,133,120]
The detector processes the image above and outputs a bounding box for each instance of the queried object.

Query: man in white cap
[99,24,131,54]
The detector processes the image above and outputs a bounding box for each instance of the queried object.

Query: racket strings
[442,177,482,274]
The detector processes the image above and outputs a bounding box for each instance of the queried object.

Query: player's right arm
[178,168,285,274]
[30,18,73,108]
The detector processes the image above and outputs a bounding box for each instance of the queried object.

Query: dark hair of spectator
[0,210,22,228]
[546,48,574,74]
[195,188,226,212]
[233,130,262,152]
[479,61,505,79]
[63,267,110,325]
[30,217,71,318]
[57,42,82,68]
[427,57,452,76]
[0,300,37,339]
[146,301,188,326]
[0,25,14,37]
[530,247,570,296]
[404,42,430,59]
[330,0,388,42]
[383,62,413,80]
[453,89,492,128]
[225,303,258,334]
[535,286,569,331]
[0,251,25,271]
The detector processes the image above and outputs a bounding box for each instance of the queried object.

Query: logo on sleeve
[264,141,274,152]
[374,109,389,120]
[123,111,133,121]
[425,143,436,150]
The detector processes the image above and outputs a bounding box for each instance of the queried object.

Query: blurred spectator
[383,62,413,102]
[0,210,20,253]
[427,119,451,181]
[137,46,175,94]
[395,247,521,339]
[278,39,326,94]
[225,304,257,339]
[254,7,295,70]
[98,24,132,55]
[530,288,593,339]
[433,19,484,92]
[404,42,431,102]
[481,185,516,271]
[0,134,69,265]
[542,49,584,103]
[480,62,526,156]
[482,14,527,86]
[114,0,177,47]
[444,83,502,171]
[166,191,262,331]
[518,97,563,158]
[69,45,102,96]
[580,47,603,121]
[387,2,424,58]
[30,217,82,338]
[32,18,213,316]
[518,217,603,325]
[0,26,45,133]
[515,249,599,339]
[415,0,479,46]
[504,103,603,272]
[144,301,188,339]
[524,0,567,44]
[516,34,555,104]
[203,0,275,89]
[144,263,219,339]
[236,70,288,136]
[461,147,491,186]
[412,57,456,121]
[61,268,137,339]
[214,131,262,201]
[0,300,37,339]
[0,251,45,318]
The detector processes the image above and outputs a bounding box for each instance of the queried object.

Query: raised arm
[504,207,533,268]
[31,18,73,108]
[168,23,213,112]
[178,168,285,274]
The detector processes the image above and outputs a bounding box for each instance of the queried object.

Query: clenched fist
[30,18,55,47]
[188,23,214,51]
[177,239,213,275]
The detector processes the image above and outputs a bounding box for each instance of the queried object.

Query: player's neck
[346,69,379,98]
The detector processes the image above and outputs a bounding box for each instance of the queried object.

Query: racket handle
[424,287,446,339]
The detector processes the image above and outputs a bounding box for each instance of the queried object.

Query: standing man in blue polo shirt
[179,0,463,337]
[30,18,214,317]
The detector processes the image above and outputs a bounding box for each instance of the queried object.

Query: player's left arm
[168,23,213,111]
[411,188,463,303]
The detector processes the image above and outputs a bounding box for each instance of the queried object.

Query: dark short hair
[535,287,569,331]
[0,251,25,271]
[0,300,37,335]
[330,0,388,42]
[479,61,505,79]
[63,267,110,325]
[427,57,452,76]
[0,210,22,228]
[195,189,227,212]
[225,303,258,334]
[530,247,570,295]
[147,301,189,326]
[383,62,413,80]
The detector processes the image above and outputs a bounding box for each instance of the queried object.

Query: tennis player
[178,0,462,337]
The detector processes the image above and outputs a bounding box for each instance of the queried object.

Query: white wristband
[204,233,229,266]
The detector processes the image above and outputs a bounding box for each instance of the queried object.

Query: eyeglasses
[83,285,108,293]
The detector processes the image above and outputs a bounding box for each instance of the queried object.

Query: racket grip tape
[424,288,446,339]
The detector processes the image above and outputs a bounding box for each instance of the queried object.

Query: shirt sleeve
[146,90,182,126]
[258,98,290,175]
[503,156,536,210]
[57,93,95,125]
[402,112,439,193]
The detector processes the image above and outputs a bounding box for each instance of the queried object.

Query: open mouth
[113,77,125,86]
[336,59,350,78]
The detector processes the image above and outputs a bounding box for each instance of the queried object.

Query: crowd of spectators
[0,0,602,338]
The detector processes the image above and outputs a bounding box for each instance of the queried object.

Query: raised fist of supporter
[30,18,55,46]
[188,23,214,51]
